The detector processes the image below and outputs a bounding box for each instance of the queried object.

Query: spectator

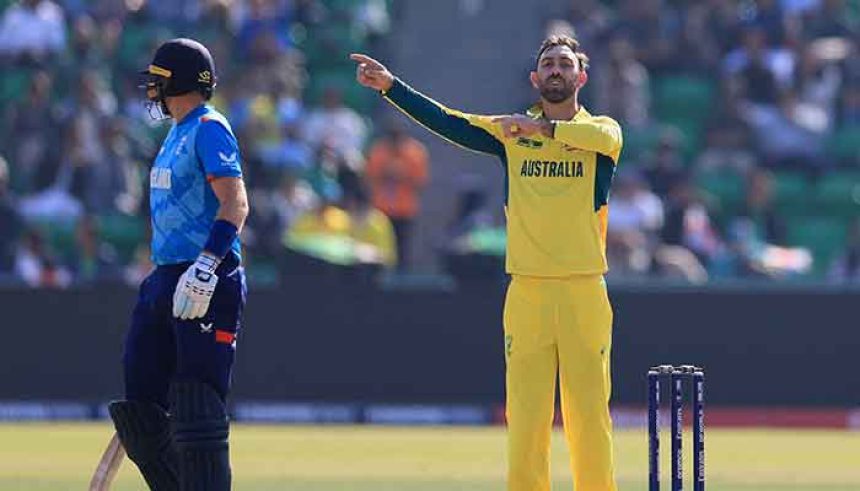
[606,171,663,277]
[565,0,613,51]
[613,0,681,73]
[303,87,368,156]
[244,93,288,169]
[259,120,313,173]
[722,168,812,278]
[3,70,59,193]
[71,214,120,284]
[237,0,293,60]
[724,26,795,104]
[61,69,117,149]
[642,127,687,200]
[793,45,842,133]
[14,229,72,288]
[286,202,349,244]
[594,33,650,127]
[443,176,495,245]
[15,114,88,223]
[365,122,429,271]
[356,0,392,43]
[305,139,346,204]
[829,217,860,283]
[840,82,860,126]
[282,202,340,274]
[66,14,105,71]
[802,0,859,39]
[246,170,318,259]
[742,89,827,170]
[57,114,109,212]
[145,0,205,25]
[0,0,66,63]
[743,0,791,45]
[680,0,743,72]
[101,117,143,215]
[735,168,788,245]
[659,178,722,276]
[0,155,23,274]
[342,184,397,269]
[294,0,327,27]
[725,217,813,278]
[694,118,757,174]
[440,178,506,280]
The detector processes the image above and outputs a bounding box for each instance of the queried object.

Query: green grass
[1,423,859,490]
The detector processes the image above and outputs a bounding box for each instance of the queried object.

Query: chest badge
[515,137,543,149]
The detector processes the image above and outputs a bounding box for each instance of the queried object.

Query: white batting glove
[173,253,220,320]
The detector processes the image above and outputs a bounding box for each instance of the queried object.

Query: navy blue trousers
[123,255,247,409]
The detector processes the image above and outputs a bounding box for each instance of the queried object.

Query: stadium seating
[814,171,860,218]
[787,216,848,275]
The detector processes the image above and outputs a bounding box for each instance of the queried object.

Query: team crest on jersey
[150,168,172,189]
[515,137,544,149]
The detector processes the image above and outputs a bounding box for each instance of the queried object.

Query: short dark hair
[535,35,589,71]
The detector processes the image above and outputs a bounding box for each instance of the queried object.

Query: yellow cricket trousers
[503,274,617,491]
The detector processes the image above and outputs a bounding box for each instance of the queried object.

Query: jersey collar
[526,102,590,121]
[177,104,208,126]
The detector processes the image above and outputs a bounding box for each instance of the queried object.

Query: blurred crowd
[546,0,860,283]
[0,0,858,288]
[0,0,415,288]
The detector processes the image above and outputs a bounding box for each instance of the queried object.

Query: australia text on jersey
[519,160,584,178]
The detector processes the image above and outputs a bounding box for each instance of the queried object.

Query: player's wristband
[204,219,238,260]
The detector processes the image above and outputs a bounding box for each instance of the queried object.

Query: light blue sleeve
[196,119,243,179]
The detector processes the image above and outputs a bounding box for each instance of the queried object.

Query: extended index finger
[349,53,384,69]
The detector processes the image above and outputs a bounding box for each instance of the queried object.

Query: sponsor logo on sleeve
[218,151,238,166]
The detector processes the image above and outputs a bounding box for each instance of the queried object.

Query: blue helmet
[141,38,216,117]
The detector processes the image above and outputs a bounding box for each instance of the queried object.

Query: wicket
[648,364,705,491]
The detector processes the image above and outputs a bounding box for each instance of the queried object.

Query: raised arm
[552,116,623,162]
[493,113,622,162]
[351,53,505,159]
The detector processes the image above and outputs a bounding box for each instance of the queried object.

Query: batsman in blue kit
[107,38,249,491]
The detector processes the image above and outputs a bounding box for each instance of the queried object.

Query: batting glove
[173,253,220,320]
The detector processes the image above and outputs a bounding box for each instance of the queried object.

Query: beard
[539,76,575,103]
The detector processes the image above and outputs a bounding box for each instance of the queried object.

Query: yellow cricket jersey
[383,78,622,277]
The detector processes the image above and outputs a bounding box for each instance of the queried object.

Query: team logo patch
[150,168,172,189]
[198,70,212,84]
[516,137,544,149]
[199,322,213,333]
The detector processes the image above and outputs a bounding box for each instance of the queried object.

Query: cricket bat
[89,432,125,491]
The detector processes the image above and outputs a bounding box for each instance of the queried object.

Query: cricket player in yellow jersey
[351,34,621,491]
